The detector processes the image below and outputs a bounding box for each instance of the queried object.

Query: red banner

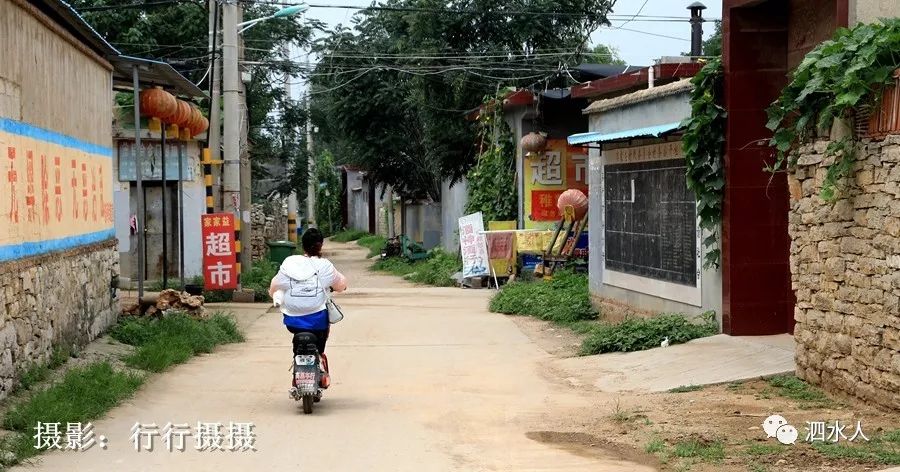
[531,190,565,221]
[202,213,237,290]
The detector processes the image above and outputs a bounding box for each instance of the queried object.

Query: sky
[288,0,723,97]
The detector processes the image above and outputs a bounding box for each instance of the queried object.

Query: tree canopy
[71,0,320,199]
[309,0,615,200]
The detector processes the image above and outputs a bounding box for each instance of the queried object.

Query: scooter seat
[292,332,318,355]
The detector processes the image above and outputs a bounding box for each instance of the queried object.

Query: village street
[12,241,653,472]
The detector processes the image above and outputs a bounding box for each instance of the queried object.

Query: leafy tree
[587,44,626,65]
[315,151,342,235]
[71,0,320,199]
[703,21,722,57]
[309,0,615,200]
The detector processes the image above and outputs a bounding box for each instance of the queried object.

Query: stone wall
[789,136,900,410]
[0,240,118,397]
[250,199,288,262]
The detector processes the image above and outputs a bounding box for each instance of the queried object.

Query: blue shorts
[283,309,329,331]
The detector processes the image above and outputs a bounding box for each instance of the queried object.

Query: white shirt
[270,255,337,317]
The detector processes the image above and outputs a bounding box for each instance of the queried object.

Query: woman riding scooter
[269,228,348,386]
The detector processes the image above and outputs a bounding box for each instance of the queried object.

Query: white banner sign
[458,212,490,277]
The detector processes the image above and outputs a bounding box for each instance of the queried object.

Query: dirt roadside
[511,315,900,472]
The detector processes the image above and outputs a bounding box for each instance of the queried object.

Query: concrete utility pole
[688,2,706,57]
[208,0,222,165]
[238,4,252,274]
[222,0,240,222]
[306,94,316,229]
[284,46,299,242]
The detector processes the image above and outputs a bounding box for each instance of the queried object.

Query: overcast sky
[289,0,723,97]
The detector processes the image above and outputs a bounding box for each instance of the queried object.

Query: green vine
[465,93,517,222]
[766,19,900,200]
[682,57,726,269]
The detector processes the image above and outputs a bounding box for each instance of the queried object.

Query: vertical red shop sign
[202,213,237,290]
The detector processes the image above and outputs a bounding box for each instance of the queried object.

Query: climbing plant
[766,19,900,200]
[465,93,518,223]
[682,57,726,269]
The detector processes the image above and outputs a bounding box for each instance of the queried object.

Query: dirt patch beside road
[512,314,900,472]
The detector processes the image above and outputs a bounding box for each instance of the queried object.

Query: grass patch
[16,346,72,392]
[812,429,900,464]
[489,271,597,324]
[331,230,368,242]
[646,437,666,454]
[767,375,834,408]
[372,250,460,287]
[111,312,244,372]
[357,235,387,258]
[580,312,717,355]
[0,362,144,466]
[240,259,278,302]
[4,362,143,432]
[673,439,725,462]
[669,384,704,393]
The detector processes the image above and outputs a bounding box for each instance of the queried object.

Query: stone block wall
[0,240,118,397]
[250,199,288,262]
[789,136,900,410]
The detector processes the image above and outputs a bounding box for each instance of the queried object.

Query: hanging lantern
[520,131,547,154]
[188,106,203,132]
[139,86,177,120]
[191,115,210,137]
[557,189,588,221]
[167,99,193,128]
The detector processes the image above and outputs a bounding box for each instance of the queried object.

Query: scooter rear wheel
[302,394,314,414]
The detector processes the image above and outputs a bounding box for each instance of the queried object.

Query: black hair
[302,228,324,257]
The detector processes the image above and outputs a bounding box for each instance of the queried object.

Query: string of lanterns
[138,86,209,140]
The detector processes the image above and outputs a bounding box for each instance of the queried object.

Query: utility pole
[688,2,706,58]
[284,46,299,242]
[222,0,240,225]
[208,0,222,165]
[306,94,316,229]
[238,5,252,274]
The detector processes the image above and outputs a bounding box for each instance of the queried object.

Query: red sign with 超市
[202,213,237,290]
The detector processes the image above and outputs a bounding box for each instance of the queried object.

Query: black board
[604,158,697,287]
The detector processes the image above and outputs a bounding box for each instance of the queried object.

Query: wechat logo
[763,415,798,445]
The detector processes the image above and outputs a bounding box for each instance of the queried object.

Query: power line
[613,0,651,30]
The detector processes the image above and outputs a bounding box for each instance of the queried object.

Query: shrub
[241,259,278,302]
[489,271,597,324]
[372,249,461,287]
[580,312,717,355]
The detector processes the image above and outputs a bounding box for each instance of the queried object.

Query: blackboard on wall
[604,158,697,286]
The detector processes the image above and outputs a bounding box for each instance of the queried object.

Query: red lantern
[192,115,209,137]
[557,189,588,221]
[189,106,203,129]
[520,131,547,153]
[139,87,176,120]
[167,100,193,127]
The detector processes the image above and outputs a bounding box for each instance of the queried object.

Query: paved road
[15,242,652,472]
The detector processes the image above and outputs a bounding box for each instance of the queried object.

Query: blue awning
[567,121,682,145]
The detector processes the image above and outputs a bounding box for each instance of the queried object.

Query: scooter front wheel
[302,394,314,414]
